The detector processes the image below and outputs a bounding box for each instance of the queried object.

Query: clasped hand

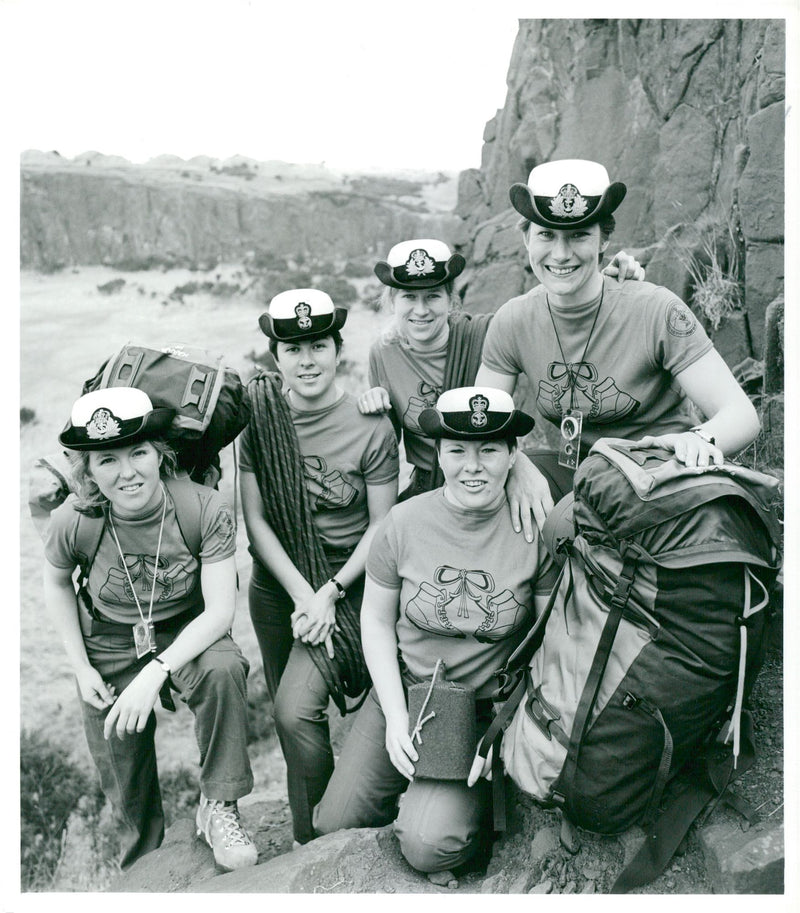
[291,584,337,659]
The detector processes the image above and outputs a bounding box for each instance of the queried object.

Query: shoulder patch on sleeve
[666,300,698,337]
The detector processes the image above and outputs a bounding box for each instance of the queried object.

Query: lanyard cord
[108,484,168,627]
[546,283,604,411]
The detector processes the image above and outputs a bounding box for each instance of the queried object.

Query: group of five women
[42,159,758,875]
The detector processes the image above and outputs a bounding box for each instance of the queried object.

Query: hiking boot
[195,794,258,870]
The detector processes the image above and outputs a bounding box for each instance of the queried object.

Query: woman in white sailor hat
[475,158,760,537]
[239,288,399,845]
[314,386,559,874]
[359,234,644,502]
[43,386,257,871]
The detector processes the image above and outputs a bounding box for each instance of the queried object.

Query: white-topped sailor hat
[509,159,626,229]
[374,238,466,290]
[59,386,176,451]
[418,386,535,441]
[258,288,348,341]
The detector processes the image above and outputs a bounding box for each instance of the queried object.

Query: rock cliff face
[20,158,458,272]
[455,18,785,368]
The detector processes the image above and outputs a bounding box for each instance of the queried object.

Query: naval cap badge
[85,407,122,441]
[469,393,489,428]
[549,183,589,219]
[294,301,312,329]
[405,248,435,278]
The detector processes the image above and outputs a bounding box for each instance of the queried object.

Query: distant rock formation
[454,19,785,370]
[20,156,458,273]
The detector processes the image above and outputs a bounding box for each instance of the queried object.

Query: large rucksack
[81,342,252,484]
[481,439,781,891]
[29,342,251,538]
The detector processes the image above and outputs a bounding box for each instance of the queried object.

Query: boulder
[744,242,784,346]
[739,103,785,243]
[700,820,784,894]
[189,827,444,894]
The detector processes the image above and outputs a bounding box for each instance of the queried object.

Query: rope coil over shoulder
[246,372,370,714]
[428,313,493,491]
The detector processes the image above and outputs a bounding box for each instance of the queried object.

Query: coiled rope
[246,372,370,715]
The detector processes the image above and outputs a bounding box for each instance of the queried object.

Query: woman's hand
[103,661,166,740]
[291,583,337,658]
[467,744,493,788]
[603,250,645,282]
[357,386,391,415]
[505,452,554,539]
[385,711,418,781]
[75,665,117,711]
[635,431,723,469]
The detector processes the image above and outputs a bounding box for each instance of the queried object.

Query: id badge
[133,620,156,659]
[558,409,583,470]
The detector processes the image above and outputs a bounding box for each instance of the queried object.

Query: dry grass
[659,213,741,330]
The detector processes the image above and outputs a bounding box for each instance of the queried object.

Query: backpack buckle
[527,683,562,741]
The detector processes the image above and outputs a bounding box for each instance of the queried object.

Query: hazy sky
[6,0,521,172]
[6,0,797,174]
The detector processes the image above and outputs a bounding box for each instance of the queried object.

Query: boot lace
[208,800,250,847]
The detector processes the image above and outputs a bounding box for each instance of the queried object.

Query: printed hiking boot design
[195,795,258,870]
[405,566,527,641]
[537,359,640,423]
[402,380,441,433]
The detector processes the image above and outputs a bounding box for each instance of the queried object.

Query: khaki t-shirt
[481,277,713,451]
[239,391,399,551]
[367,488,558,698]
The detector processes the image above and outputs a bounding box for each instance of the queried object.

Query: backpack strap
[163,474,203,557]
[553,550,638,810]
[73,508,108,619]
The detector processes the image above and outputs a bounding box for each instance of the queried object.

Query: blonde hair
[68,439,178,513]
[377,283,462,346]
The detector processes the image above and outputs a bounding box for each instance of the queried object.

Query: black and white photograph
[8,0,796,903]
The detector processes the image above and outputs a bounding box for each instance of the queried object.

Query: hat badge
[405,248,436,278]
[294,301,312,329]
[469,393,489,428]
[548,183,589,219]
[85,407,122,441]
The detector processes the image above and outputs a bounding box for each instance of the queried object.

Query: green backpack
[480,440,781,892]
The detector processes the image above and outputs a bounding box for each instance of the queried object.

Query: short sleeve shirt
[481,277,713,450]
[44,484,236,625]
[239,391,399,551]
[367,338,447,473]
[367,489,558,698]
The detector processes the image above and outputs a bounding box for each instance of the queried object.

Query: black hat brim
[258,307,348,341]
[58,407,176,451]
[374,253,466,290]
[418,407,534,441]
[510,181,626,228]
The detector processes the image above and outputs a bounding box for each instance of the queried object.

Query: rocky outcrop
[20,159,458,272]
[456,19,785,368]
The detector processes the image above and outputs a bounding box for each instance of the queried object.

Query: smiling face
[87,441,164,518]
[438,438,516,511]
[391,287,451,349]
[525,222,609,306]
[275,335,340,410]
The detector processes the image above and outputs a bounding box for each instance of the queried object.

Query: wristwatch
[153,655,172,676]
[329,577,347,601]
[690,426,716,446]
